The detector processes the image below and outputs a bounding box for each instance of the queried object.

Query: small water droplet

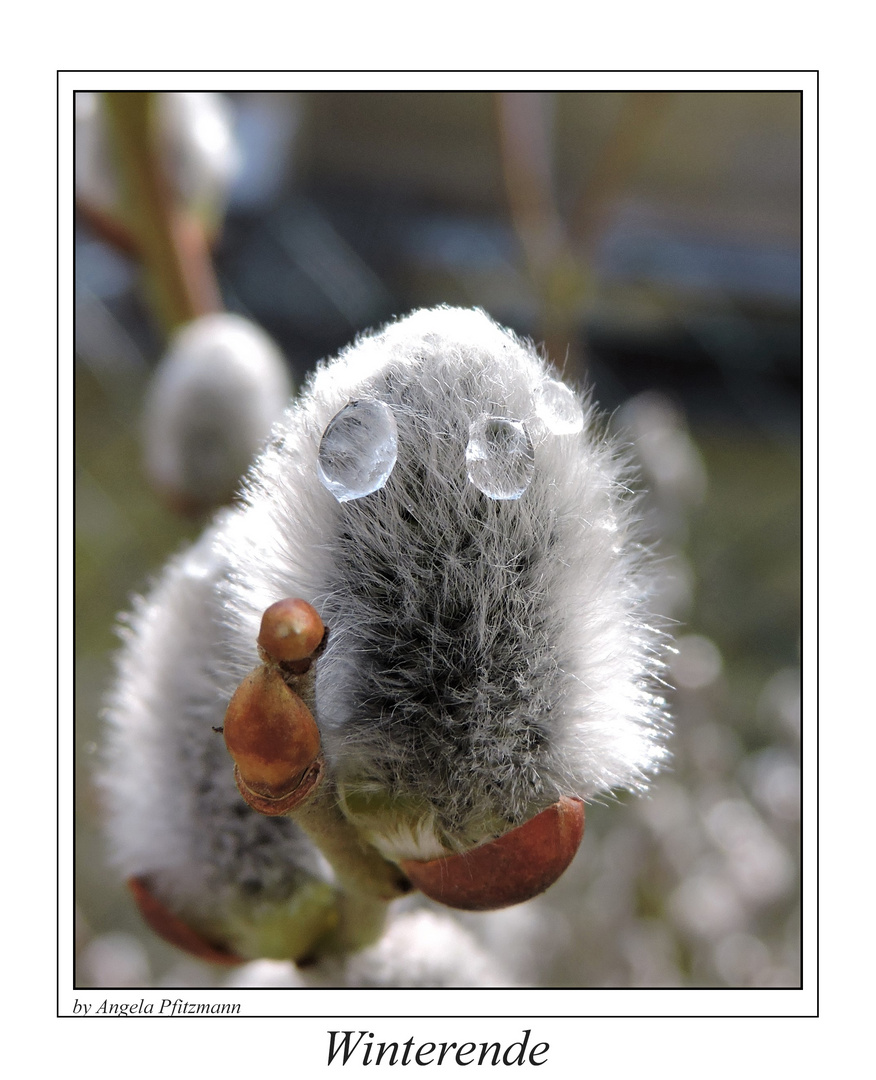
[466,416,534,500]
[534,379,584,434]
[317,399,398,502]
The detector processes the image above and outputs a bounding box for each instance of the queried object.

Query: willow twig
[101,91,222,334]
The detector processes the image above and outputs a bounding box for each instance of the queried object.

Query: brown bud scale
[127,877,243,966]
[233,757,324,816]
[223,664,322,799]
[400,796,585,911]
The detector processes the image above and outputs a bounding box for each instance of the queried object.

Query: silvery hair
[101,306,671,920]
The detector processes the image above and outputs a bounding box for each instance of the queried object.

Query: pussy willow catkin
[101,306,671,959]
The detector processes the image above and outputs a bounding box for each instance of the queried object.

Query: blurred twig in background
[101,92,222,334]
[495,90,670,384]
[568,91,670,255]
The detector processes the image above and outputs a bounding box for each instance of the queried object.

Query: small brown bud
[257,598,325,664]
[223,665,322,801]
[400,796,585,911]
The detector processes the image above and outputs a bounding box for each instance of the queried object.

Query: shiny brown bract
[127,877,243,966]
[400,796,585,911]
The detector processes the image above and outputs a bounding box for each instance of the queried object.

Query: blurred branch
[494,91,588,381]
[75,198,140,257]
[569,91,671,256]
[493,92,569,280]
[495,91,672,384]
[101,92,222,334]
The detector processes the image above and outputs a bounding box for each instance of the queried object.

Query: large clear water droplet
[534,379,584,435]
[317,399,398,502]
[466,416,535,500]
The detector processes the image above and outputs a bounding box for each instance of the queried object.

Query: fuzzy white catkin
[102,306,670,947]
[142,313,293,512]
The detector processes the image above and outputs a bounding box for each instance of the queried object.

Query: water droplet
[534,379,584,434]
[466,417,534,500]
[317,399,398,502]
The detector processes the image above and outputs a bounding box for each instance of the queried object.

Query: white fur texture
[101,520,335,939]
[102,306,670,930]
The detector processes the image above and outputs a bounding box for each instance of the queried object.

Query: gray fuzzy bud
[103,306,672,945]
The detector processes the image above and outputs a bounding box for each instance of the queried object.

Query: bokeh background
[74,90,802,989]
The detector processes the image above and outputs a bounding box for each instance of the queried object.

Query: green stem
[281,662,411,903]
[295,780,411,901]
